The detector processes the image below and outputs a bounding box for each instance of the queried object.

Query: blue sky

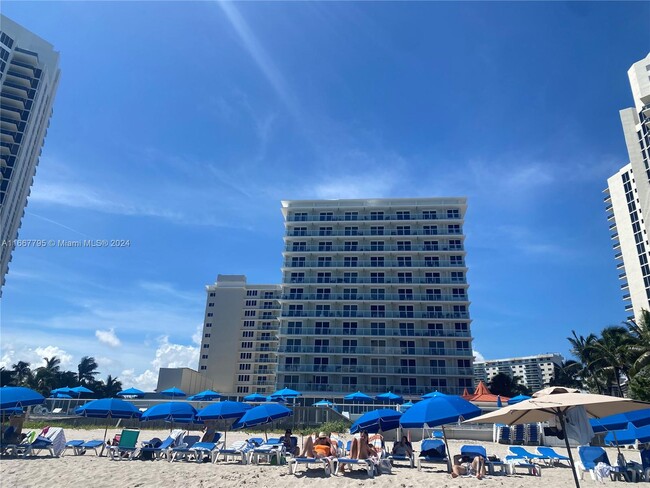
[1,2,649,391]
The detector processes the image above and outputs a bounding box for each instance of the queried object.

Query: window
[207,312,213,317]
[396,225,411,235]
[451,271,464,282]
[239,363,251,370]
[315,321,330,334]
[236,386,249,393]
[200,365,207,370]
[204,333,211,338]
[319,226,333,235]
[371,321,386,334]
[245,300,257,306]
[237,375,250,382]
[284,375,299,385]
[344,256,358,267]
[294,212,308,221]
[428,323,444,334]
[396,211,410,220]
[430,378,447,389]
[319,212,333,221]
[342,288,357,299]
[370,211,384,220]
[370,288,385,299]
[448,224,461,234]
[343,272,358,283]
[400,340,415,354]
[317,256,332,267]
[456,340,470,350]
[425,256,440,267]
[318,241,332,251]
[317,272,332,283]
[343,321,358,334]
[370,272,385,283]
[399,305,414,318]
[240,353,252,359]
[398,288,413,300]
[344,227,359,236]
[201,354,208,359]
[425,272,440,284]
[292,241,307,251]
[342,376,358,386]
[203,344,210,348]
[399,322,415,335]
[205,322,212,328]
[293,227,307,236]
[449,239,462,250]
[370,226,384,235]
[447,209,460,219]
[397,241,411,251]
[397,272,413,283]
[315,288,331,299]
[287,321,302,334]
[313,357,329,371]
[343,304,358,317]
[371,377,387,387]
[450,255,463,266]
[370,240,384,251]
[241,341,253,349]
[422,210,437,219]
[209,292,216,297]
[344,211,358,221]
[344,241,358,251]
[290,272,305,283]
[342,339,358,352]
[243,320,255,327]
[426,288,442,298]
[400,359,416,373]
[429,341,445,353]
[244,310,256,317]
[397,256,412,267]
[242,331,254,338]
[424,240,438,251]
[291,257,306,267]
[423,225,437,235]
[371,305,386,317]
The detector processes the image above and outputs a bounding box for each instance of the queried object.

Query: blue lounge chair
[78,440,104,456]
[511,424,525,445]
[497,425,511,444]
[288,455,334,476]
[536,447,570,467]
[416,439,449,472]
[641,449,650,481]
[189,433,224,463]
[335,456,376,477]
[63,440,85,456]
[461,445,507,475]
[169,435,200,462]
[215,439,255,464]
[139,435,178,460]
[508,446,549,462]
[526,424,540,445]
[577,446,629,481]
[250,437,284,464]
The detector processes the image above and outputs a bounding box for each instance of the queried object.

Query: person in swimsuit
[451,453,486,479]
[339,430,378,473]
[299,432,336,458]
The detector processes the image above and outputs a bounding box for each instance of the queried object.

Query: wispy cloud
[95,328,121,348]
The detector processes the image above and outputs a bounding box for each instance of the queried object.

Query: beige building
[197,275,281,395]
[605,53,650,320]
[473,353,563,392]
[0,16,60,293]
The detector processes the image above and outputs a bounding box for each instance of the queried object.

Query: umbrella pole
[558,412,581,488]
[441,425,452,473]
[612,431,622,457]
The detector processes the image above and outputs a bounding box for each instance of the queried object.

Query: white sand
[0,427,639,488]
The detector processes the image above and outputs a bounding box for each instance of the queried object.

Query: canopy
[421,391,447,399]
[243,393,267,402]
[507,394,532,405]
[375,391,403,403]
[604,423,650,446]
[71,386,94,394]
[313,399,334,407]
[590,408,650,433]
[117,387,145,398]
[344,391,374,402]
[75,398,141,419]
[350,408,402,434]
[196,401,251,420]
[269,388,301,399]
[50,393,72,399]
[188,390,221,401]
[399,401,415,413]
[160,387,186,397]
[51,386,75,395]
[231,403,292,429]
[468,381,509,403]
[400,394,481,428]
[140,402,197,422]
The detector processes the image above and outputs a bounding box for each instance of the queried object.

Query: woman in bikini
[300,432,336,458]
[339,430,378,473]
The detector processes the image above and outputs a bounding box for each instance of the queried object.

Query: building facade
[0,15,60,292]
[473,353,563,392]
[605,53,650,320]
[276,198,474,396]
[197,275,281,395]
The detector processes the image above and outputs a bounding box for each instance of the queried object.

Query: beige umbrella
[465,390,649,488]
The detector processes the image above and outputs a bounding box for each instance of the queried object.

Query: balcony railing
[286,229,462,237]
[278,327,471,337]
[284,277,466,285]
[281,310,469,319]
[285,244,464,253]
[283,259,465,268]
[278,383,467,396]
[279,293,467,301]
[277,345,472,356]
[276,365,473,376]
[286,212,461,223]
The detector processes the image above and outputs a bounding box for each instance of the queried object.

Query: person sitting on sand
[281,429,299,456]
[299,432,336,458]
[451,453,486,479]
[339,430,379,473]
[392,435,413,458]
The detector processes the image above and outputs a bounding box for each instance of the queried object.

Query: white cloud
[95,328,121,348]
[0,344,74,370]
[473,350,485,362]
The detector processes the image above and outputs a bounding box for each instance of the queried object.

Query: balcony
[276,364,473,375]
[284,244,464,253]
[278,326,471,337]
[283,259,465,269]
[281,310,469,319]
[278,382,467,396]
[286,212,462,223]
[277,345,473,356]
[279,292,467,302]
[284,277,466,285]
[285,229,461,238]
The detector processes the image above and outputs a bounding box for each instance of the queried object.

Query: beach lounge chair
[108,429,140,461]
[288,455,334,476]
[63,440,85,456]
[334,456,376,477]
[416,439,449,472]
[189,433,224,463]
[507,446,549,463]
[505,446,547,475]
[526,424,540,445]
[79,440,104,456]
[640,449,650,481]
[577,446,630,482]
[14,431,56,457]
[250,437,285,465]
[497,425,511,444]
[511,424,525,445]
[215,439,255,464]
[536,446,571,467]
[169,435,201,462]
[140,430,184,460]
[388,439,415,468]
[461,445,507,476]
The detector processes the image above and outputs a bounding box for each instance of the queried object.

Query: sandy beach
[0,427,640,488]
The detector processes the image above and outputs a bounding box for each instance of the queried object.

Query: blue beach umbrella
[604,423,650,446]
[313,399,334,407]
[507,394,532,405]
[375,391,403,404]
[243,393,267,402]
[344,391,374,402]
[117,387,145,398]
[50,393,72,399]
[590,408,650,432]
[270,388,301,399]
[188,390,221,401]
[350,408,402,434]
[72,386,94,398]
[51,386,75,396]
[399,401,415,413]
[160,387,186,398]
[140,402,197,423]
[231,403,293,429]
[421,391,447,399]
[497,395,503,408]
[75,398,142,454]
[196,401,251,421]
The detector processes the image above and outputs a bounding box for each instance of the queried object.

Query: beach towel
[594,462,612,482]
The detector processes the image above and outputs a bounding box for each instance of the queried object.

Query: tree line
[0,355,123,398]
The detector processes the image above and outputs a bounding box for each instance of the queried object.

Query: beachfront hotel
[197,275,282,396]
[473,353,563,392]
[604,53,650,321]
[0,16,60,294]
[276,198,474,396]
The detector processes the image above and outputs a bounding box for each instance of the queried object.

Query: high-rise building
[197,275,281,395]
[276,198,474,396]
[605,53,650,320]
[0,16,60,292]
[473,353,564,392]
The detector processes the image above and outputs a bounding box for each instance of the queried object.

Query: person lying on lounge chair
[281,429,299,456]
[339,430,379,473]
[299,432,336,458]
[392,436,413,458]
[451,453,486,479]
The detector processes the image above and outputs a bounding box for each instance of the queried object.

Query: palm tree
[568,331,603,393]
[589,326,634,396]
[33,356,62,394]
[97,375,123,398]
[549,360,583,389]
[0,367,14,386]
[77,356,100,385]
[488,373,532,397]
[625,309,650,376]
[11,361,32,385]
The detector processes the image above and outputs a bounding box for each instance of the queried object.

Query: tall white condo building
[0,16,60,292]
[605,53,650,320]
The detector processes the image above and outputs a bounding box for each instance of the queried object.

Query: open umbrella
[604,423,650,446]
[375,391,403,404]
[243,393,267,402]
[269,388,301,400]
[196,401,251,443]
[117,387,145,398]
[231,403,292,430]
[160,387,186,397]
[350,408,402,434]
[344,391,374,402]
[188,390,221,401]
[313,399,334,407]
[0,387,45,410]
[496,395,503,408]
[401,394,481,470]
[50,393,72,399]
[51,386,75,395]
[507,394,531,405]
[590,407,650,432]
[421,391,447,399]
[399,401,415,413]
[466,390,650,488]
[75,398,142,455]
[72,386,94,399]
[140,402,197,423]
